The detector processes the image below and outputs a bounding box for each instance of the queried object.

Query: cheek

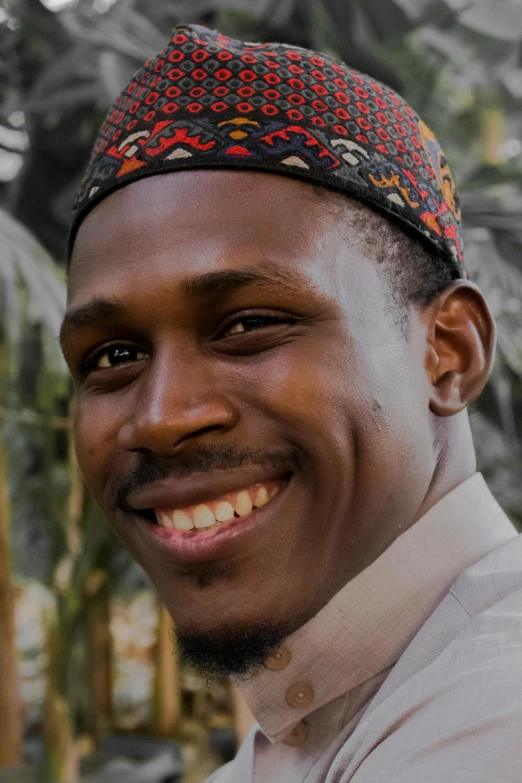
[346,333,434,513]
[235,336,362,512]
[249,325,430,499]
[73,395,125,501]
[242,335,358,438]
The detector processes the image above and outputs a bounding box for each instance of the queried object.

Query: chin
[172,613,293,680]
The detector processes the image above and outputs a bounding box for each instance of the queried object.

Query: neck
[418,409,477,522]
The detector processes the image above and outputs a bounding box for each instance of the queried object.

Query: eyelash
[81,312,295,376]
[220,312,293,336]
[82,343,144,377]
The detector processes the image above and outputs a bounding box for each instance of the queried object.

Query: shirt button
[283,720,310,747]
[265,645,291,671]
[285,681,314,709]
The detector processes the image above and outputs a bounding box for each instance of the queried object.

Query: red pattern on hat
[69,23,463,270]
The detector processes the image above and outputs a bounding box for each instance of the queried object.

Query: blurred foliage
[0,0,521,777]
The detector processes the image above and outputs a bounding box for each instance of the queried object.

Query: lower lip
[134,483,288,564]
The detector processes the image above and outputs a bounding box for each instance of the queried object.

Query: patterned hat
[68,23,464,269]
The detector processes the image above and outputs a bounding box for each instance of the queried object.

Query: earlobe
[426,281,496,417]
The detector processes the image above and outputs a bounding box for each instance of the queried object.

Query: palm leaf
[458,0,522,41]
[0,208,67,376]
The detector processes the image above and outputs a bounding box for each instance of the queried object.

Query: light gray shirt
[206,473,522,782]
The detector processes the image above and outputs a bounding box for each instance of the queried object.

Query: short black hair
[311,185,462,323]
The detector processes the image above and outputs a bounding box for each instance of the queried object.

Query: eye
[83,343,148,374]
[221,313,294,338]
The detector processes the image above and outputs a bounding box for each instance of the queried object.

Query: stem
[230,685,255,746]
[0,437,23,768]
[41,406,83,783]
[151,601,181,737]
[87,586,113,746]
[40,600,78,783]
[482,107,505,165]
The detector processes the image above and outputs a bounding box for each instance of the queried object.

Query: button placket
[265,645,291,671]
[285,681,314,709]
[283,719,310,747]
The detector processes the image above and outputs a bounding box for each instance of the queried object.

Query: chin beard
[174,621,292,682]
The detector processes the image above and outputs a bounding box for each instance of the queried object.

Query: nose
[117,348,238,456]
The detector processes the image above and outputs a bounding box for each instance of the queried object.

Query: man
[59,23,522,783]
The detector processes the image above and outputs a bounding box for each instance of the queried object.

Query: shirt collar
[240,473,517,743]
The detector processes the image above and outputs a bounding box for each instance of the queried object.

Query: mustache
[113,443,306,513]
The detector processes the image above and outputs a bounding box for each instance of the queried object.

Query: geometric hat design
[68,23,463,270]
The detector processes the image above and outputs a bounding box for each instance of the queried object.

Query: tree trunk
[87,586,113,746]
[151,601,181,737]
[41,601,79,783]
[0,437,23,767]
[230,685,255,746]
[41,426,83,783]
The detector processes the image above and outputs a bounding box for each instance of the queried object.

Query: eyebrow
[59,265,307,349]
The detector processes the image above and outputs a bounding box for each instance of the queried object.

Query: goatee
[174,621,291,681]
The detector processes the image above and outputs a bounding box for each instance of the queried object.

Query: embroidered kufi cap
[68,23,464,271]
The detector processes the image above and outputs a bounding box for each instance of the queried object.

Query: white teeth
[235,490,253,517]
[155,483,280,531]
[172,510,194,530]
[215,501,235,522]
[157,510,175,529]
[193,504,216,529]
[254,486,269,507]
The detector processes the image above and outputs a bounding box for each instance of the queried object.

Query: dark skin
[61,170,495,652]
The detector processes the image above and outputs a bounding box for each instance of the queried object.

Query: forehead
[69,170,367,297]
[66,172,397,352]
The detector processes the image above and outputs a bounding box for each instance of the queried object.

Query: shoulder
[204,761,234,783]
[336,537,522,782]
[203,723,259,783]
[449,532,522,618]
[348,625,522,782]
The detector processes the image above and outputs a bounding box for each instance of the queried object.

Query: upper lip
[126,466,289,513]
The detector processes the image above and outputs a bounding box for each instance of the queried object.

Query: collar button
[283,720,310,747]
[285,681,314,709]
[266,645,291,671]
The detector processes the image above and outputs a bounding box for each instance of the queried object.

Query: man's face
[62,170,436,666]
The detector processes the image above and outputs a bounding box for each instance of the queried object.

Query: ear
[423,281,496,417]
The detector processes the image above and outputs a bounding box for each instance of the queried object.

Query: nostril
[173,423,231,449]
[191,423,230,439]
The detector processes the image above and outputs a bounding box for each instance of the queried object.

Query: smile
[154,479,283,532]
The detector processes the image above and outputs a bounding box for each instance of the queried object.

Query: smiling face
[62,170,485,675]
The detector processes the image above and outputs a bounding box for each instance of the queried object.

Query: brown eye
[86,344,147,373]
[222,315,290,337]
[226,321,247,335]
